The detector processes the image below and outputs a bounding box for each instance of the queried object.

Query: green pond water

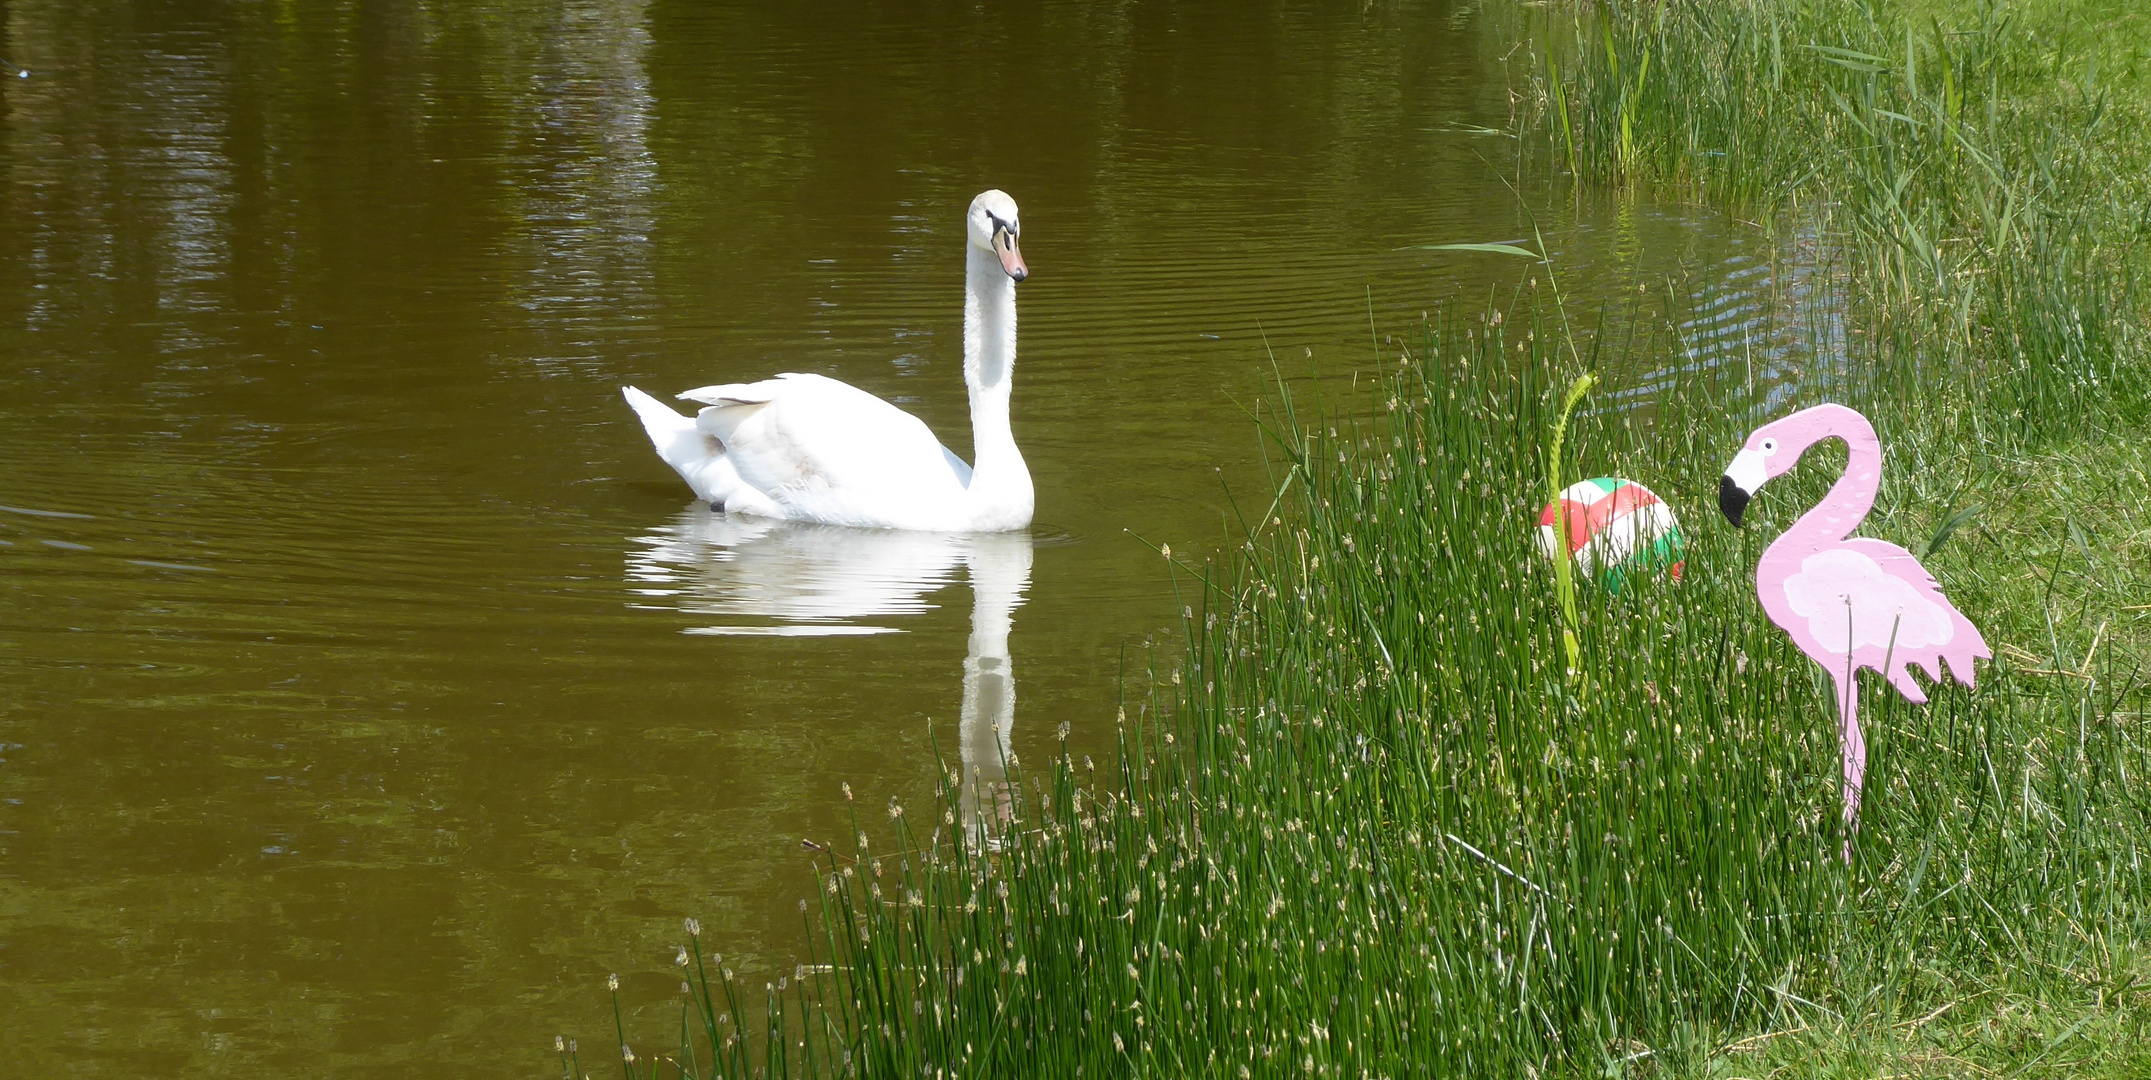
[0,1,1796,1073]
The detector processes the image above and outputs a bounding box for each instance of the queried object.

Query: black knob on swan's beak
[994,229,1027,283]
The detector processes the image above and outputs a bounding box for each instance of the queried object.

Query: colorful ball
[1536,477,1684,587]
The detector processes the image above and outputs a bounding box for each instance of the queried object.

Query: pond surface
[0,1,1793,1073]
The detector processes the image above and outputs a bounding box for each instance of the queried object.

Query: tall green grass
[1523,0,2149,441]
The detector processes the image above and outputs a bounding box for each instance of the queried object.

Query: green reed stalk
[1546,371,1597,680]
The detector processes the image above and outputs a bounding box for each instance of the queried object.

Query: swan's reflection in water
[626,505,1032,843]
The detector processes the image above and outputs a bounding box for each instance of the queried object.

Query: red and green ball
[1536,477,1684,588]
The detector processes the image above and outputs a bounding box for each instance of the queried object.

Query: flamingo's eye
[1759,438,1779,454]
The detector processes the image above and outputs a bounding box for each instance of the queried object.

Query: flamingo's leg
[1836,669,1865,863]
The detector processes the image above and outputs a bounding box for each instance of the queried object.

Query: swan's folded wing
[678,381,779,407]
[703,373,970,526]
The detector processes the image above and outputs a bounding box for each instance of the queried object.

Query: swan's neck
[963,246,1031,518]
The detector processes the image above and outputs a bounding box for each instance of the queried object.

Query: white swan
[622,190,1033,532]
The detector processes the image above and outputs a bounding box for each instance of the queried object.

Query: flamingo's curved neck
[1779,414,1882,551]
[963,245,1029,511]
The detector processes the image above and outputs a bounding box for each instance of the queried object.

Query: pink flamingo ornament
[1718,404,1989,856]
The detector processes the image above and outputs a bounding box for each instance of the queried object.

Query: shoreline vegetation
[583,2,2149,1076]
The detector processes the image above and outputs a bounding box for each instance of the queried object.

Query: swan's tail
[623,385,732,504]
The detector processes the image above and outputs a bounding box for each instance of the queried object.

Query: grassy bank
[584,2,2151,1076]
[1524,0,2150,442]
[595,319,2151,1078]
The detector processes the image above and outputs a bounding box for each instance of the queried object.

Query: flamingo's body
[1719,404,1989,855]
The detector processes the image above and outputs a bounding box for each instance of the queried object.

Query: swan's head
[966,190,1027,283]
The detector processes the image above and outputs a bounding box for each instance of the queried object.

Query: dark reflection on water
[0,0,1819,1074]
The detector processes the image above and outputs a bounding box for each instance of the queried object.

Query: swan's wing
[693,373,970,526]
[679,381,780,407]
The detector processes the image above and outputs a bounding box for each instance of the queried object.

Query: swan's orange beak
[993,228,1027,283]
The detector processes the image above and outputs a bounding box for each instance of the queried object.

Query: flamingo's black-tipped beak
[1719,446,1768,527]
[1719,474,1750,527]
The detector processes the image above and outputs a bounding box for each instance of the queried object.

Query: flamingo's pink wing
[1840,537,1990,692]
